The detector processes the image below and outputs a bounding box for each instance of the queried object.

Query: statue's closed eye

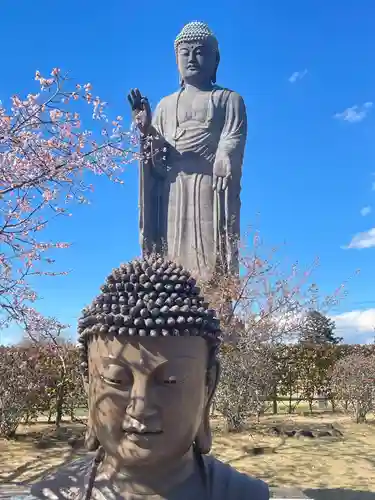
[164,376,177,385]
[101,375,124,385]
[100,366,133,387]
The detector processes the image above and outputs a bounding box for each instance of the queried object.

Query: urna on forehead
[76,255,222,379]
[174,21,219,52]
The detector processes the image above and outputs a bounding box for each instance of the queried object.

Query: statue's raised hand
[127,88,152,136]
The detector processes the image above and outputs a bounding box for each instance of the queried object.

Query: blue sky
[1,0,375,344]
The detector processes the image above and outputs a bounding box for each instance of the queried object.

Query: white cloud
[288,69,308,83]
[332,309,375,334]
[360,206,372,216]
[334,102,373,123]
[343,227,375,249]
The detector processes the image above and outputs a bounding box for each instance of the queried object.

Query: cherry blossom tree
[330,352,375,423]
[203,231,348,343]
[0,346,41,437]
[208,231,350,430]
[0,68,138,332]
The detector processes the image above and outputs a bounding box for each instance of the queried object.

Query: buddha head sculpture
[77,255,221,471]
[174,21,220,87]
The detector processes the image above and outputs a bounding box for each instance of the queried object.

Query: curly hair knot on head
[77,255,222,381]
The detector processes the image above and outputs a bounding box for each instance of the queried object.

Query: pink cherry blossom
[0,69,139,333]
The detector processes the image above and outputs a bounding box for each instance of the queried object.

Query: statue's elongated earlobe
[85,428,100,451]
[195,361,220,454]
[85,415,100,451]
[212,52,220,85]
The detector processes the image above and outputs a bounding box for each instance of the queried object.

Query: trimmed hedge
[0,342,374,436]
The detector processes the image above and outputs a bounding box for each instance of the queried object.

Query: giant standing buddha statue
[128,21,247,280]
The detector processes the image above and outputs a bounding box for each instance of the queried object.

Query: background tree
[216,328,277,430]
[276,345,306,414]
[330,352,375,423]
[0,342,87,437]
[300,310,342,345]
[208,232,348,430]
[21,311,84,427]
[296,345,337,413]
[0,346,42,437]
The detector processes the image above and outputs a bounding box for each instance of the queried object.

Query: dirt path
[0,414,374,493]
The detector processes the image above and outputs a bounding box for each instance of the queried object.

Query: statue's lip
[123,430,163,439]
[122,417,162,434]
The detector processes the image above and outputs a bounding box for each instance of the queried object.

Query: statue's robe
[140,87,247,280]
[29,454,269,499]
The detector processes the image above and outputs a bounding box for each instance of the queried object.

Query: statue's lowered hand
[213,157,231,191]
[127,88,152,136]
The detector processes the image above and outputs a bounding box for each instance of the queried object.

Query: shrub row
[0,342,374,437]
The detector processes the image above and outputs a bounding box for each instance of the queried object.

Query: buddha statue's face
[87,335,214,467]
[176,41,218,87]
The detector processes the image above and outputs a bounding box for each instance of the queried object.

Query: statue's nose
[123,381,161,432]
[126,393,157,418]
[123,400,161,433]
[188,52,197,63]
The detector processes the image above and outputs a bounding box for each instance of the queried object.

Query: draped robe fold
[29,453,269,499]
[139,87,247,280]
